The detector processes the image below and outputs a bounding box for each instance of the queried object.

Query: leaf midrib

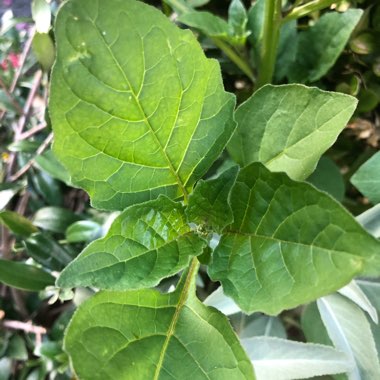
[81,13,189,200]
[153,258,198,380]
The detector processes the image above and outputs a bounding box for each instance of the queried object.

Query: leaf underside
[49,0,235,210]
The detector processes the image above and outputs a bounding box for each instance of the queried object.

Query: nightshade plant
[48,0,380,378]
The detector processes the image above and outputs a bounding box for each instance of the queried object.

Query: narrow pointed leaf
[242,337,352,380]
[0,211,38,237]
[64,264,255,379]
[57,196,206,290]
[0,259,55,291]
[338,280,378,323]
[318,293,380,380]
[186,166,239,232]
[351,151,380,205]
[228,85,357,180]
[209,163,380,315]
[50,0,235,210]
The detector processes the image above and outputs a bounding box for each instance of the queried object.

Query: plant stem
[256,0,282,88]
[211,38,255,82]
[282,0,337,24]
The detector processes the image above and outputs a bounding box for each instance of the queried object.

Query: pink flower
[8,52,20,68]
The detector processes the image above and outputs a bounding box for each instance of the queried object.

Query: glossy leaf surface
[64,264,255,379]
[0,259,55,291]
[50,0,235,210]
[228,85,357,180]
[209,163,380,315]
[57,196,206,290]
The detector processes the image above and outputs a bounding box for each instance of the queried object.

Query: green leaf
[228,0,248,38]
[274,20,297,82]
[6,335,28,361]
[32,32,55,71]
[23,233,74,271]
[65,220,102,243]
[33,207,81,233]
[208,163,380,315]
[57,196,206,290]
[186,165,238,233]
[318,293,380,379]
[50,0,235,210]
[242,337,352,380]
[307,156,345,202]
[64,263,255,379]
[351,151,380,204]
[0,259,55,291]
[178,11,230,38]
[34,150,71,185]
[0,211,38,237]
[288,9,363,83]
[0,182,24,210]
[228,84,357,180]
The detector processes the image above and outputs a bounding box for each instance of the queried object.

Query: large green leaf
[208,163,380,315]
[228,85,357,180]
[287,9,363,83]
[50,0,235,211]
[64,262,255,379]
[57,196,206,290]
[186,165,238,233]
[351,151,380,205]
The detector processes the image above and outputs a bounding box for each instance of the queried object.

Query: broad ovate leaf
[318,293,380,380]
[186,165,239,233]
[50,0,235,210]
[228,84,357,180]
[209,163,380,315]
[57,196,206,290]
[242,337,352,380]
[64,263,255,379]
[351,151,380,205]
[288,9,363,83]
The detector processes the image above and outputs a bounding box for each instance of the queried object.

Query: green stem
[256,0,282,88]
[211,37,255,83]
[282,0,337,24]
